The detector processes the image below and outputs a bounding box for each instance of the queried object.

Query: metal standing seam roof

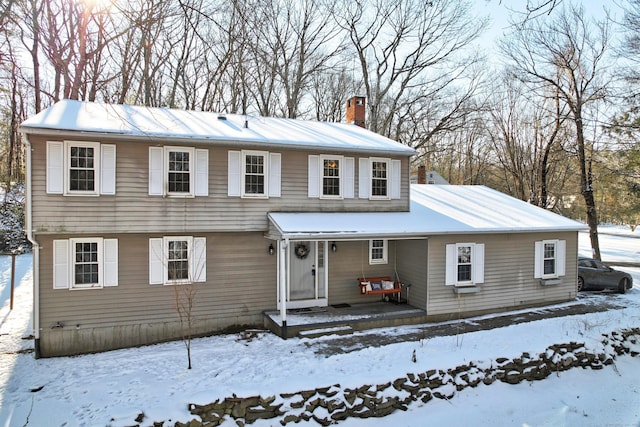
[267,185,587,240]
[19,99,416,156]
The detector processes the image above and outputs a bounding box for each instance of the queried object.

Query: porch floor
[263,301,428,338]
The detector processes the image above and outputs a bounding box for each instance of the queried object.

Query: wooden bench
[357,276,402,300]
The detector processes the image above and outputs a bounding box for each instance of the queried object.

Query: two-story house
[21,98,586,357]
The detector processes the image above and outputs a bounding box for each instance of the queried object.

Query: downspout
[23,134,41,358]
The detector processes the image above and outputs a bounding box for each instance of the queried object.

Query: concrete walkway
[306,294,627,356]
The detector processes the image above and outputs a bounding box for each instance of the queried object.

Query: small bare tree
[173,280,196,370]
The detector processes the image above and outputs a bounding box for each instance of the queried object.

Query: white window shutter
[47,141,64,194]
[391,159,401,199]
[148,147,164,196]
[53,239,69,289]
[308,155,319,198]
[149,238,164,285]
[358,158,370,199]
[194,149,209,196]
[473,243,485,284]
[534,241,543,279]
[228,151,241,197]
[344,157,355,198]
[557,240,566,277]
[100,144,116,195]
[445,244,456,286]
[192,237,207,283]
[269,153,281,197]
[103,239,118,286]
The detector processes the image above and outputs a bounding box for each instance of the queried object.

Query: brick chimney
[417,165,426,184]
[346,96,366,128]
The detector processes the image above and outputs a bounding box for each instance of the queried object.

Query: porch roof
[267,185,587,240]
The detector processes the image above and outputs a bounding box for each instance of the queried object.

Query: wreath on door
[294,243,310,259]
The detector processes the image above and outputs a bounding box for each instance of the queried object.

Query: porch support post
[279,239,288,338]
[323,240,329,300]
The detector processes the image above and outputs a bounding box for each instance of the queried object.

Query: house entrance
[286,241,327,309]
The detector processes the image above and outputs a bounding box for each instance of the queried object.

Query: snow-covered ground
[0,226,639,427]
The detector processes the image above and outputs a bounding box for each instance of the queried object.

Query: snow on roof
[268,185,587,240]
[20,99,416,155]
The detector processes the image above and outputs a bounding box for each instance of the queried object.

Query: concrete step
[298,325,354,339]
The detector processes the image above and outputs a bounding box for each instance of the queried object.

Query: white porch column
[323,240,329,300]
[279,239,288,335]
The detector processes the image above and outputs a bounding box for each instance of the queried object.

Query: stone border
[137,328,640,427]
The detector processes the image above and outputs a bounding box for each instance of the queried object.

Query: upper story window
[322,156,342,198]
[52,238,119,289]
[308,155,353,199]
[149,146,209,197]
[369,239,388,264]
[46,141,116,196]
[358,157,402,200]
[445,243,485,287]
[371,159,389,198]
[243,151,267,196]
[228,150,281,198]
[167,149,192,194]
[69,144,97,192]
[534,240,566,279]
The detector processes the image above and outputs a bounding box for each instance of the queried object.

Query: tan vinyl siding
[29,136,410,235]
[327,240,406,304]
[37,232,276,356]
[396,239,428,308]
[426,232,578,321]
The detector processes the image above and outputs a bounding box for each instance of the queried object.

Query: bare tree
[486,74,569,207]
[334,0,486,139]
[500,4,612,260]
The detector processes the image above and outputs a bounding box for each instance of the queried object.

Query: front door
[285,241,328,309]
[290,241,316,300]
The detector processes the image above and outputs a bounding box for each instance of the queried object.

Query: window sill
[453,286,480,294]
[63,192,100,197]
[70,285,103,290]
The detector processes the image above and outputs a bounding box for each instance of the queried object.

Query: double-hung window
[358,157,401,200]
[73,240,100,286]
[52,238,119,289]
[534,240,566,279]
[167,239,190,282]
[228,150,281,198]
[308,155,353,199]
[149,146,208,197]
[149,236,207,285]
[167,149,192,195]
[445,243,485,287]
[322,156,342,198]
[69,144,97,192]
[46,141,116,195]
[243,151,267,196]
[371,159,389,198]
[369,239,388,264]
[456,245,473,282]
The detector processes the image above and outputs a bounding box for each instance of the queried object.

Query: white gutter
[22,134,41,357]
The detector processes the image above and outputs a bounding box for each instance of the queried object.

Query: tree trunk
[575,110,601,260]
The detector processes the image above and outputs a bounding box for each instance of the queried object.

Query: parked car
[577,257,633,293]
